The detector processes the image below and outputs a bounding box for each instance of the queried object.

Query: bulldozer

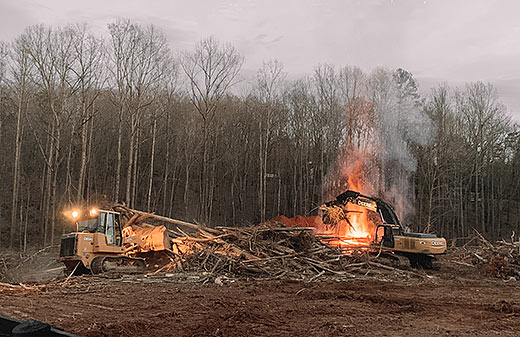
[58,208,146,274]
[320,190,446,268]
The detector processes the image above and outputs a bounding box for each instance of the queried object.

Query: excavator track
[90,255,146,274]
[404,253,440,270]
[375,251,410,268]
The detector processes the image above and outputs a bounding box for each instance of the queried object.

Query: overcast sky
[1,0,519,120]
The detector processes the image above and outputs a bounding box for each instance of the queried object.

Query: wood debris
[113,206,426,281]
[453,229,520,280]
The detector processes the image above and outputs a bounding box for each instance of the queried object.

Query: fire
[321,202,374,248]
[346,160,364,192]
[320,159,377,249]
[270,159,380,251]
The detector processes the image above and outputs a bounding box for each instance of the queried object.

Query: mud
[1,272,519,337]
[1,246,520,337]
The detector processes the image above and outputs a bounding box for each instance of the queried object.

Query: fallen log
[114,205,221,235]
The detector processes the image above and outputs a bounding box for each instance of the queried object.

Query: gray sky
[1,0,520,120]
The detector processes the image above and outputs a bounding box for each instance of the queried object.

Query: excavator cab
[375,224,395,248]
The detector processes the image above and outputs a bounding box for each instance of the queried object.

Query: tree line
[0,20,517,250]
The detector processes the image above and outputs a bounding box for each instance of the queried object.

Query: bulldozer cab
[76,210,123,247]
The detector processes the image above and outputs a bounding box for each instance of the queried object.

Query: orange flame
[322,159,377,249]
[347,161,364,192]
[271,158,380,251]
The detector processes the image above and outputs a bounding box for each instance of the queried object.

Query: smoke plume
[324,67,433,227]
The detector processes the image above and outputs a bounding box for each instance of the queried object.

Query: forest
[0,19,518,250]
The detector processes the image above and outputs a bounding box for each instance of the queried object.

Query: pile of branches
[152,225,426,281]
[113,206,429,281]
[161,224,353,279]
[468,231,520,280]
[0,253,18,282]
[0,247,47,282]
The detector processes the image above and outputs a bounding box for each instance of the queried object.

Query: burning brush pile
[115,207,421,281]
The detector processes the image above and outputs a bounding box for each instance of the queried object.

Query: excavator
[58,208,146,274]
[320,190,446,268]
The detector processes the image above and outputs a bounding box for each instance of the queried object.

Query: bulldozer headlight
[71,210,79,219]
[89,208,98,217]
[431,241,444,246]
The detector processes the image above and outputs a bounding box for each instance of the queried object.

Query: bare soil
[1,256,519,337]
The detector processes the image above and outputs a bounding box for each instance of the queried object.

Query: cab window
[105,212,115,245]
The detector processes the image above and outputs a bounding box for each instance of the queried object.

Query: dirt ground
[1,255,520,337]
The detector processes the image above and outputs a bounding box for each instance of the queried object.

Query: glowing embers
[320,236,372,248]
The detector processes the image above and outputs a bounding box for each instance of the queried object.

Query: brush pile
[466,230,520,280]
[113,206,425,281]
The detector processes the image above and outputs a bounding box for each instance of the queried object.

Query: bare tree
[338,66,371,149]
[255,60,286,221]
[181,36,243,223]
[417,85,455,233]
[108,20,136,203]
[283,78,318,214]
[313,64,343,199]
[151,62,179,213]
[108,19,172,206]
[456,82,511,235]
[0,41,11,246]
[158,67,180,215]
[70,24,106,204]
[23,25,78,245]
[7,36,33,248]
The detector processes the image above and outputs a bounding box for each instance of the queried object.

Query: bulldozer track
[90,255,145,274]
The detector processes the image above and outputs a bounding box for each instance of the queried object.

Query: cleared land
[1,251,519,337]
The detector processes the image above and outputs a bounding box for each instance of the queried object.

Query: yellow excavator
[320,190,446,268]
[58,208,146,274]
